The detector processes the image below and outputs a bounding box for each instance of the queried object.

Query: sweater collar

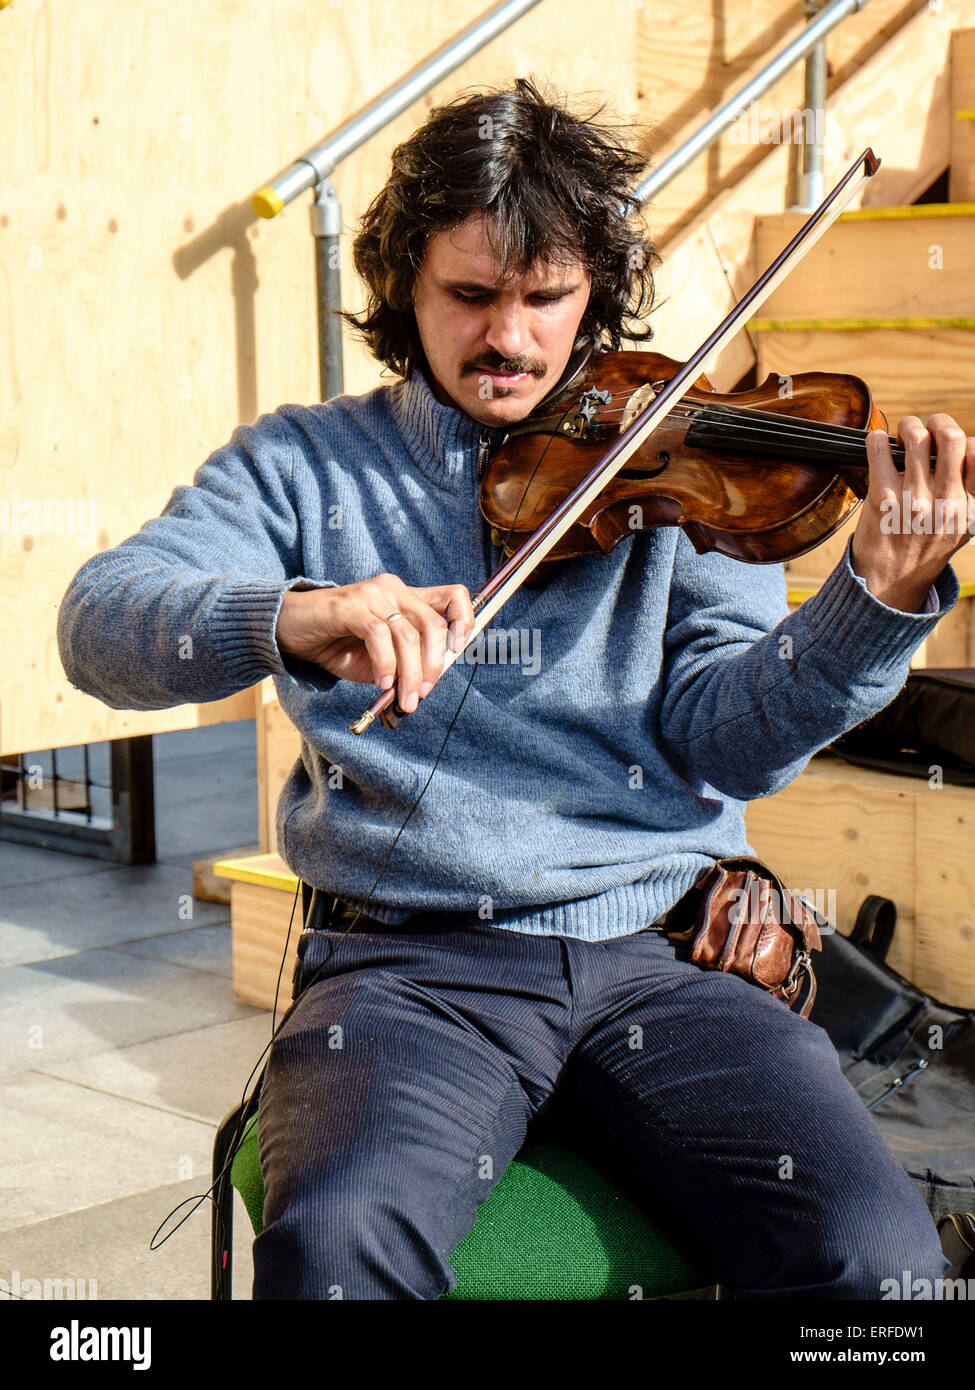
[388,364,508,493]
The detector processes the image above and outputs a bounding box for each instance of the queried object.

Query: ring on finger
[385,611,403,623]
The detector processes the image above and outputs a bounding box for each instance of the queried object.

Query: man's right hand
[275,575,475,713]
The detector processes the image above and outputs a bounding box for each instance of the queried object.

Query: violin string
[576,400,933,465]
[596,398,891,447]
[591,393,896,445]
[578,384,940,462]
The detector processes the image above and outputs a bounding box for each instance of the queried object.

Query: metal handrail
[632,0,870,207]
[250,0,872,397]
[250,0,543,400]
[252,0,544,219]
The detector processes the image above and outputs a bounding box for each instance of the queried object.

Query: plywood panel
[950,28,975,199]
[1,0,316,753]
[677,0,975,339]
[634,0,934,247]
[746,758,918,936]
[1,0,647,756]
[257,680,301,854]
[755,210,975,320]
[747,753,975,1008]
[915,790,975,1002]
[757,326,975,433]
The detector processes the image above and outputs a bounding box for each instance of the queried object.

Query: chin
[469,396,534,426]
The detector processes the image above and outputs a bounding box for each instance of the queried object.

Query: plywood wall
[0,0,940,755]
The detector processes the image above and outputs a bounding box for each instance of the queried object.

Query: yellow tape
[750,317,975,332]
[837,202,975,220]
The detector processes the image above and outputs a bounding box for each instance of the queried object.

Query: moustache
[466,360,546,377]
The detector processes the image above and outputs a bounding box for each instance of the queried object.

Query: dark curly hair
[339,76,660,378]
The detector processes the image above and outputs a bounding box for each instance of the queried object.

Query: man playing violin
[58,78,974,1300]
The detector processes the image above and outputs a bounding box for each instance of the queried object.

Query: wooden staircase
[748,26,975,669]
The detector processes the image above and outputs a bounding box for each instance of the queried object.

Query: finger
[383,611,424,712]
[926,413,968,538]
[897,416,932,533]
[411,608,447,695]
[365,576,441,708]
[415,584,476,655]
[392,601,450,693]
[965,436,975,539]
[864,427,900,534]
[342,599,398,691]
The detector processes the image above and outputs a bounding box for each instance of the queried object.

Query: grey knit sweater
[57,363,957,938]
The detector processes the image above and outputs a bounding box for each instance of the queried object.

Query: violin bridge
[619,381,658,434]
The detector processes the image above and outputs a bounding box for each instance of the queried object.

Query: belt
[304,884,699,936]
[304,890,466,935]
[305,890,399,934]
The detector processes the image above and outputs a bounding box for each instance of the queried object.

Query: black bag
[811,896,975,1223]
[830,667,975,784]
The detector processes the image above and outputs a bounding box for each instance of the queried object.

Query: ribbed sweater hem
[299,855,715,941]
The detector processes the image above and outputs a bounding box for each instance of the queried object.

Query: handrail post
[310,180,344,401]
[632,0,868,208]
[790,0,830,212]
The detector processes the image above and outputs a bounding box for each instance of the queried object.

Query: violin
[479,344,897,573]
[351,147,892,734]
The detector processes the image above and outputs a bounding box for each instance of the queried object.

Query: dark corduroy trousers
[252,915,948,1300]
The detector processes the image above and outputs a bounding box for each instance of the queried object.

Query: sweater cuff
[795,538,959,677]
[206,576,338,691]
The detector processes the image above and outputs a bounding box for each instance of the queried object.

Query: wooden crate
[213,852,302,1011]
[746,753,975,1009]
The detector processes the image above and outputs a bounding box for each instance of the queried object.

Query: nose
[483,299,531,362]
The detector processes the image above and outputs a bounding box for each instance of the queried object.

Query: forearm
[57,548,334,710]
[659,539,959,800]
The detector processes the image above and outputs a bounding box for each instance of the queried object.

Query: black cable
[149,365,584,1269]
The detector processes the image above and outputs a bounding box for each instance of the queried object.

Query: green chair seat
[230,1115,708,1300]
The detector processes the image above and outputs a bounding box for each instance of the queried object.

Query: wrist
[849,537,936,613]
[275,587,318,656]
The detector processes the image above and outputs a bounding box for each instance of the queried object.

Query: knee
[789,1206,948,1301]
[254,1157,452,1301]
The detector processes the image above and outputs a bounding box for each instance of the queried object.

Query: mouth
[474,369,532,386]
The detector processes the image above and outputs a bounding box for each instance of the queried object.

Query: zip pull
[476,432,491,480]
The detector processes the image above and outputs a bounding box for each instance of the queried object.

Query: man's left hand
[850,413,975,612]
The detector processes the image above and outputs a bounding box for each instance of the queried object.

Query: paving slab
[0,842,118,891]
[0,863,229,970]
[0,1071,217,1232]
[153,754,259,862]
[152,719,255,765]
[0,1177,255,1300]
[35,1014,276,1125]
[113,923,234,979]
[0,949,263,1077]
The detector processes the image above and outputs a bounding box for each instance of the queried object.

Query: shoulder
[272,378,403,467]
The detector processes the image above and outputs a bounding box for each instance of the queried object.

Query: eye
[452,291,489,304]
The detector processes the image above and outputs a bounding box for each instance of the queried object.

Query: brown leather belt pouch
[665,856,825,1018]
